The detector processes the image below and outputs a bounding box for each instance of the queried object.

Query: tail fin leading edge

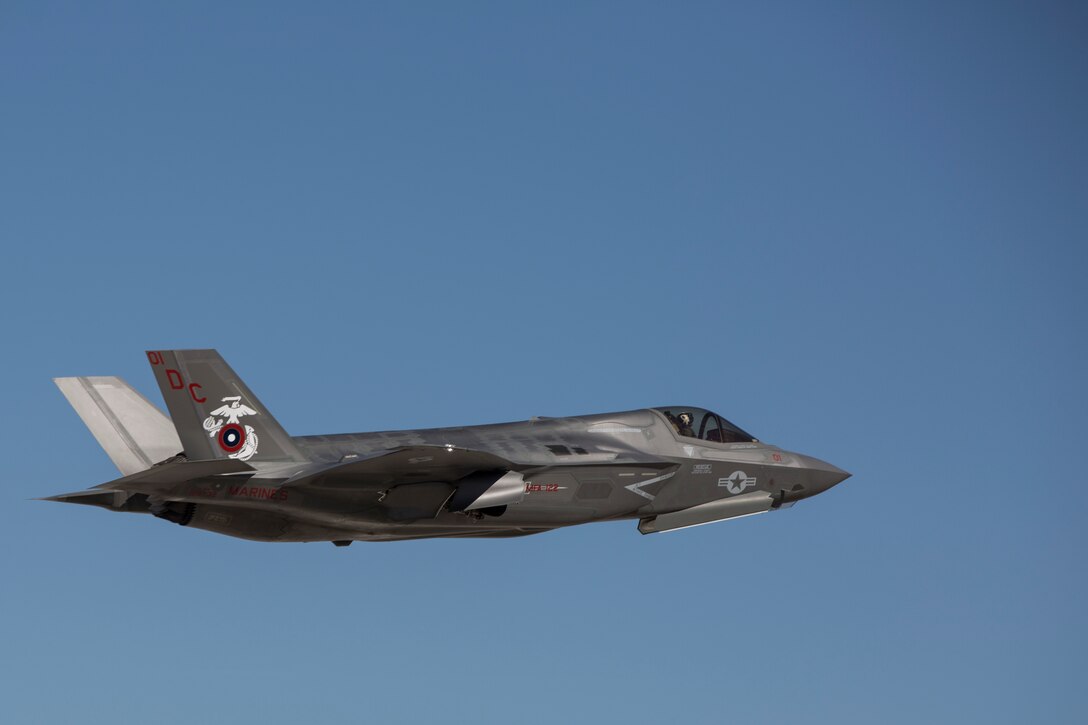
[145,349,306,464]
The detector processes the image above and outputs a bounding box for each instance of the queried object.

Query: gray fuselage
[178,408,847,542]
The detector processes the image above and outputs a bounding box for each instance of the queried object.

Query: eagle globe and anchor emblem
[203,396,259,461]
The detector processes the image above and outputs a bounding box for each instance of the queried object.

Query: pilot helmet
[678,412,693,426]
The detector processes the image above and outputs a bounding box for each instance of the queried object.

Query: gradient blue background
[2,2,1085,722]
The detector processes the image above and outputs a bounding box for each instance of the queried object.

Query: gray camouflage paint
[48,350,850,544]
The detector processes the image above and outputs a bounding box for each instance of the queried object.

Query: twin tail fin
[144,349,306,464]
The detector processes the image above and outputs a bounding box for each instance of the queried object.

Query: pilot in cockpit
[676,412,695,438]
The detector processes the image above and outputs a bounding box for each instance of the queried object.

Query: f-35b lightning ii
[47,350,850,544]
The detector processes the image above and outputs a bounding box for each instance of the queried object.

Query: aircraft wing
[283,446,517,488]
[283,444,675,520]
[273,445,524,518]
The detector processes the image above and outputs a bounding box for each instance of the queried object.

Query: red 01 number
[148,352,206,403]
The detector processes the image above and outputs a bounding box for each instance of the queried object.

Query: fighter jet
[46,349,850,544]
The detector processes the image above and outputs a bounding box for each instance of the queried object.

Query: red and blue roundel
[218,424,246,453]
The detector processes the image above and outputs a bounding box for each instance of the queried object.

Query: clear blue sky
[1,2,1084,723]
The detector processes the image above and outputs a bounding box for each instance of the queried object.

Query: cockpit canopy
[654,407,757,444]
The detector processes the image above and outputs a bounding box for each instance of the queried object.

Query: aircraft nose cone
[795,454,851,492]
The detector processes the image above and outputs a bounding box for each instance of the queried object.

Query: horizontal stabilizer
[44,458,256,512]
[41,488,131,509]
[93,458,255,494]
[55,376,182,475]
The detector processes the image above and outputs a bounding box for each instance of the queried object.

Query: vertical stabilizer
[145,349,306,464]
[54,376,183,475]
